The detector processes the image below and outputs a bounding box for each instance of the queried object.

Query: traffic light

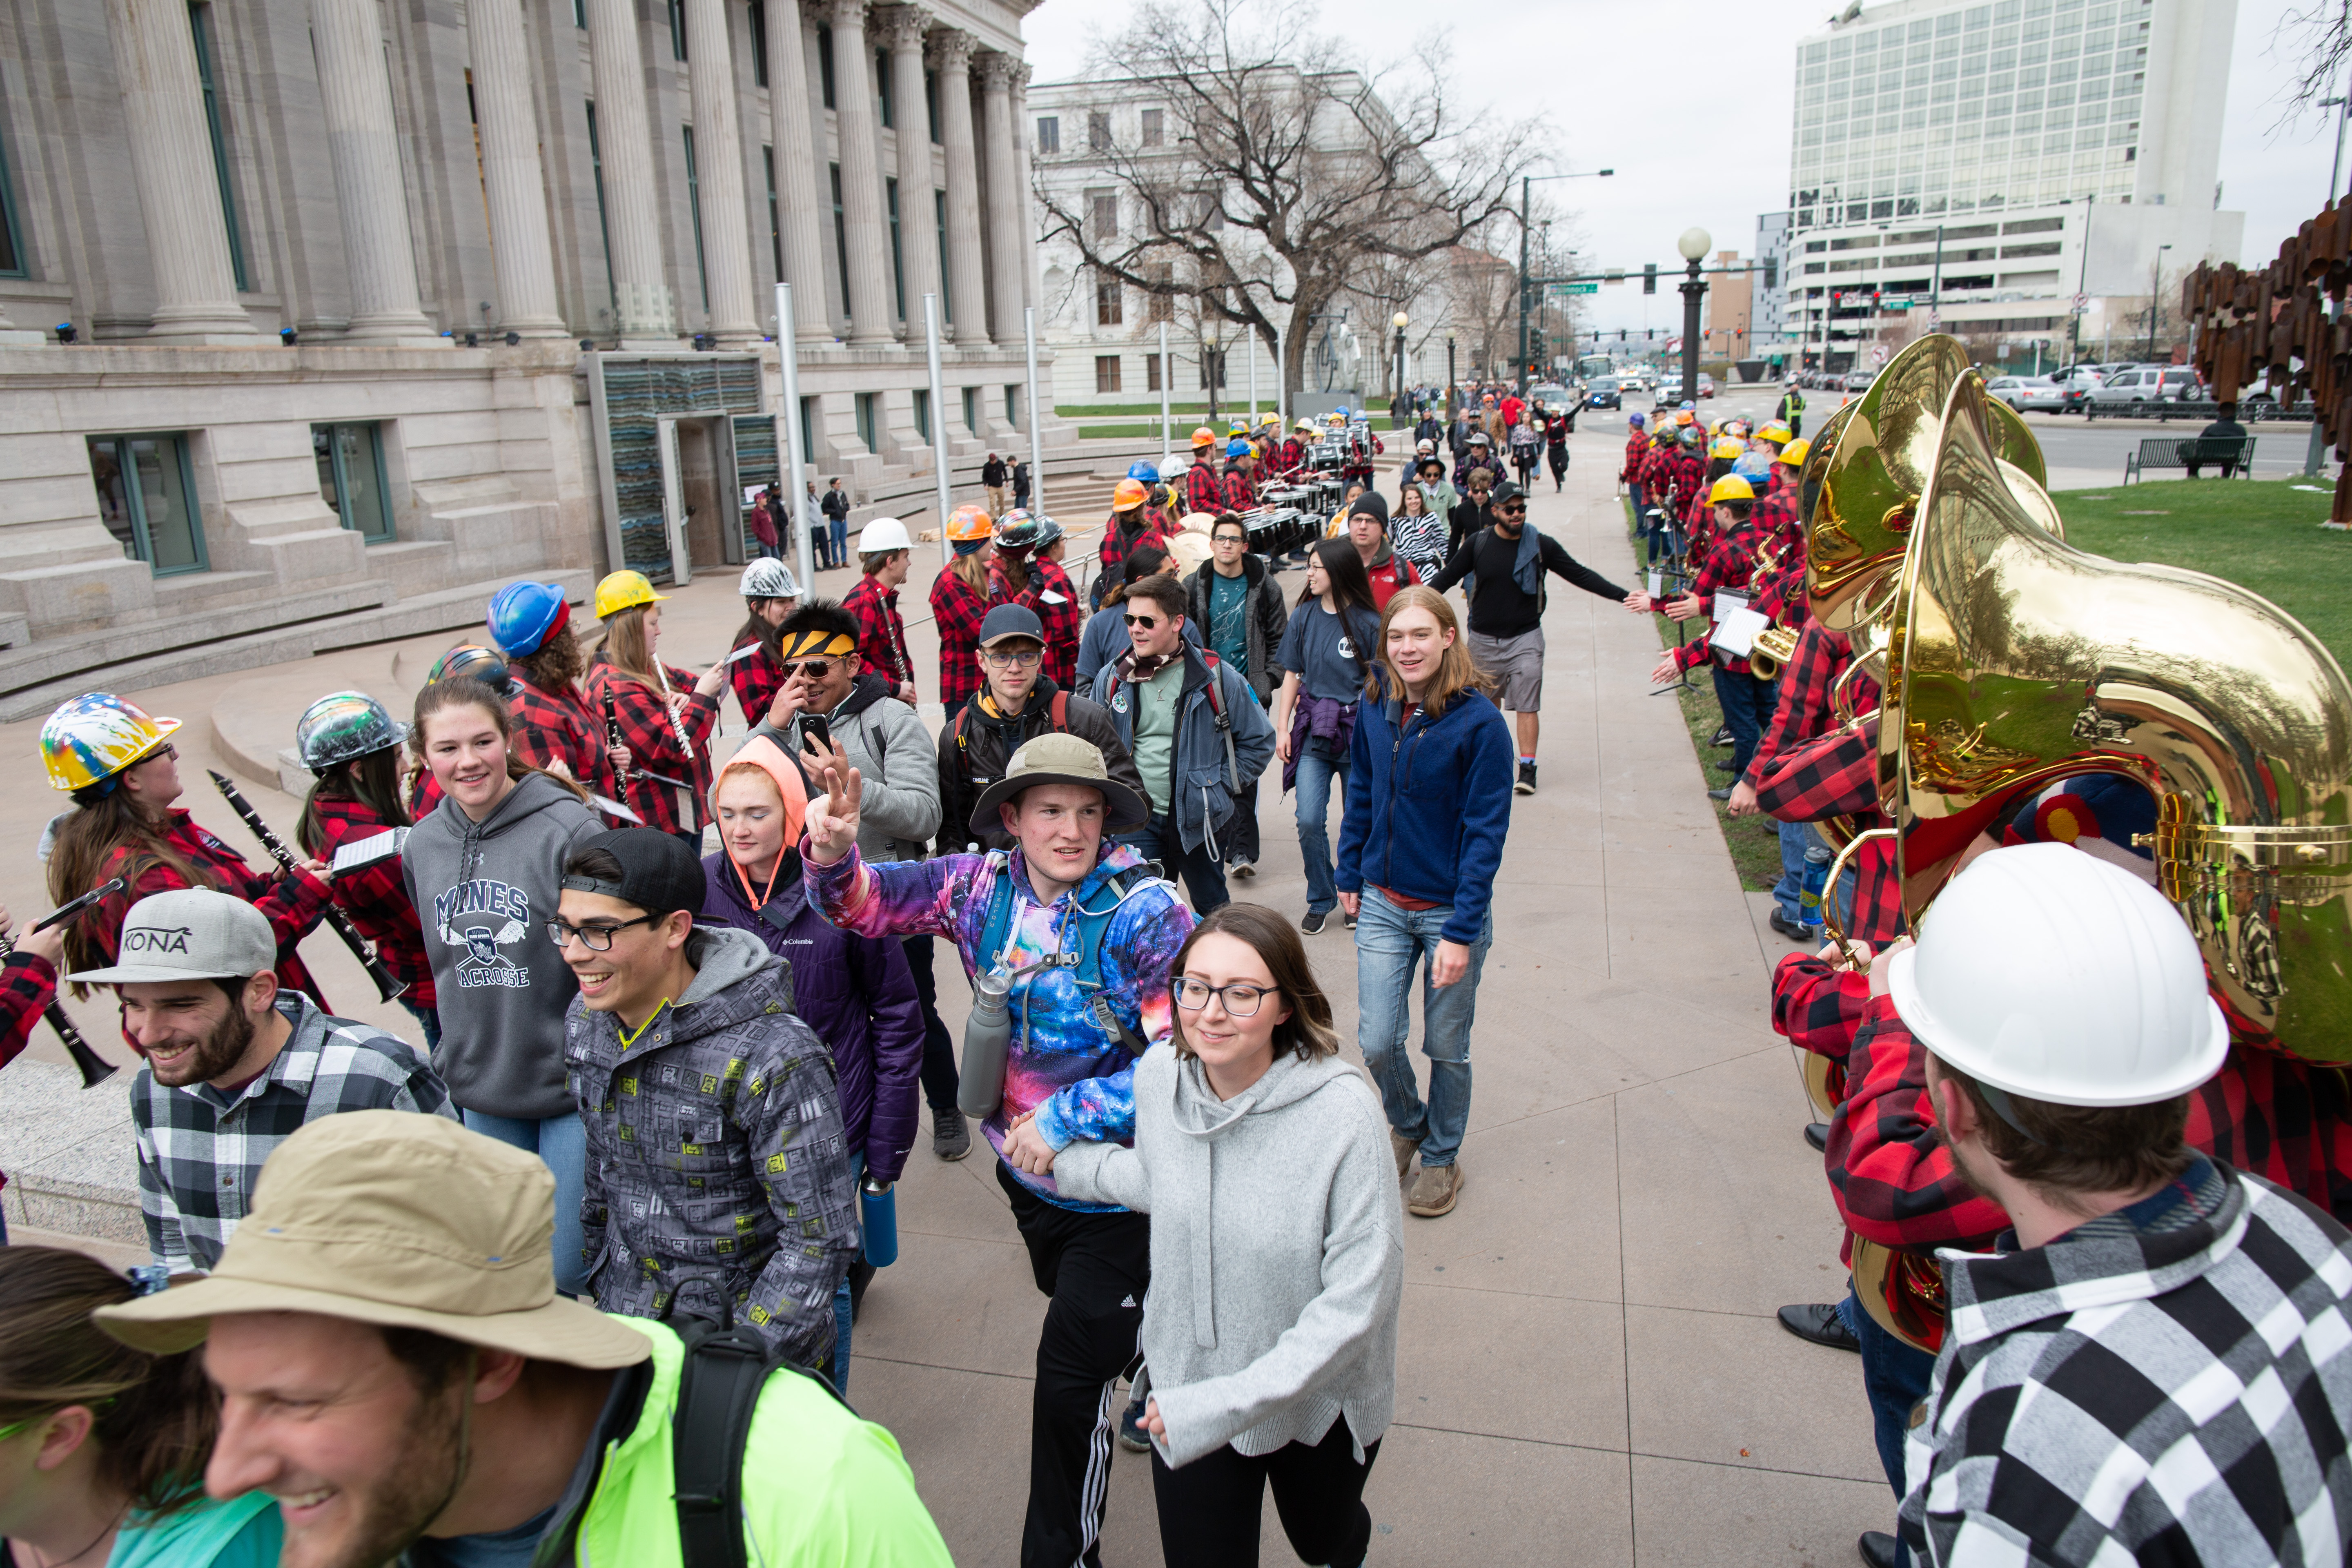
[1642,263,1657,295]
[1529,328,1547,367]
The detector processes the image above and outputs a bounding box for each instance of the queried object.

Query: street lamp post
[1677,226,1711,407]
[1393,311,1408,418]
[2146,243,2173,361]
[1516,169,1612,397]
[1446,332,1456,412]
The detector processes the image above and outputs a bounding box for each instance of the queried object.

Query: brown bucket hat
[967,731,1149,839]
[96,1111,650,1370]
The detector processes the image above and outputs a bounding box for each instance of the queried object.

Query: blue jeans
[1116,813,1229,914]
[399,999,441,1053]
[460,1109,589,1296]
[1355,888,1490,1169]
[1293,748,1349,915]
[1772,817,1813,925]
[831,1150,865,1396]
[829,518,849,565]
[1837,1290,1936,1566]
[1712,666,1776,783]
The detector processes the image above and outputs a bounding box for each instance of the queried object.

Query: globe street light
[1677,226,1712,407]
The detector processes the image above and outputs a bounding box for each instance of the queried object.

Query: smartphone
[801,713,834,753]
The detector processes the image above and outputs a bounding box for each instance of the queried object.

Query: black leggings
[1150,1415,1381,1568]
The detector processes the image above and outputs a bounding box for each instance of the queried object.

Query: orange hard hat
[1112,478,1149,510]
[1190,426,1216,448]
[947,503,994,541]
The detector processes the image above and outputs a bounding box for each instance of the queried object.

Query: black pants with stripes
[998,1161,1152,1568]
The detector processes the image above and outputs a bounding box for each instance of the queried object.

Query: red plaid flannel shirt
[1621,432,1650,485]
[998,557,1082,689]
[0,949,56,1075]
[1744,619,1856,786]
[844,573,914,697]
[303,794,435,1007]
[1754,715,1902,944]
[89,812,334,1012]
[1753,476,1800,557]
[1670,521,1761,675]
[1221,467,1258,513]
[1826,994,2011,1252]
[1097,517,1169,587]
[726,634,782,728]
[2189,1050,2352,1224]
[1774,952,1866,1067]
[1184,462,1225,516]
[509,676,624,810]
[1274,438,1307,479]
[931,566,994,711]
[588,664,719,837]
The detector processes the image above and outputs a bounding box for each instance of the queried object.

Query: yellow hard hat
[40,692,182,794]
[1757,420,1793,445]
[947,503,995,542]
[592,569,666,620]
[1190,426,1216,448]
[1707,474,1755,506]
[1779,437,1811,468]
[1710,437,1744,461]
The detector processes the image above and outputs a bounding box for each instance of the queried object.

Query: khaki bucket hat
[95,1111,650,1370]
[967,731,1149,839]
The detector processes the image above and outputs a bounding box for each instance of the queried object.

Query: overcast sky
[1025,0,2342,335]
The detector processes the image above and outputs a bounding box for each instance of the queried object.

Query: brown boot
[1390,1130,1419,1181]
[1406,1162,1462,1218]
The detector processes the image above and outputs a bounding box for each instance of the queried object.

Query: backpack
[974,852,1162,1055]
[1100,652,1240,793]
[670,1318,852,1568]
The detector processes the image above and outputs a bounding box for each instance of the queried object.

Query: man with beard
[94,1111,951,1567]
[72,889,451,1276]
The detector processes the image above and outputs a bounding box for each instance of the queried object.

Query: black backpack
[669,1318,852,1567]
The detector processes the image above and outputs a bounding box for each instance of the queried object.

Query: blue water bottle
[1799,846,1833,936]
[859,1175,899,1267]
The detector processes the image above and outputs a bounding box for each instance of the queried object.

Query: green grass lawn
[2049,478,2352,669]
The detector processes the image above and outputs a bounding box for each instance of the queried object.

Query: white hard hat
[858,516,912,553]
[1887,843,2227,1108]
[737,558,800,599]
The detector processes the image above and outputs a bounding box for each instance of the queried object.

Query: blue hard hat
[1628,410,1647,426]
[1226,439,1250,457]
[1679,400,1696,412]
[1333,405,1350,419]
[1732,452,1773,483]
[487,581,570,658]
[1126,460,1160,483]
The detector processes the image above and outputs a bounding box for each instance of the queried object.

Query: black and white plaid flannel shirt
[131,992,453,1272]
[1902,1157,2352,1564]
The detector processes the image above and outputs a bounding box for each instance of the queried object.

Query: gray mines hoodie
[1055,1045,1403,1468]
[401,771,606,1119]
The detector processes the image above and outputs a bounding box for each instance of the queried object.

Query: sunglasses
[779,659,835,681]
[1496,503,1528,515]
[1122,613,1163,629]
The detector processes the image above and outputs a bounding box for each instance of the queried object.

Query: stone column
[103,0,257,341]
[468,0,566,336]
[766,0,831,342]
[311,0,439,342]
[977,50,1023,354]
[684,0,757,344]
[933,29,988,346]
[828,0,895,345]
[585,0,675,342]
[884,7,941,337]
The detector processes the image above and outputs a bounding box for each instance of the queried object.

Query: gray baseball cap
[69,888,275,985]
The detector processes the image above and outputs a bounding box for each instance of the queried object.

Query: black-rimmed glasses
[1174,978,1272,1016]
[545,916,655,951]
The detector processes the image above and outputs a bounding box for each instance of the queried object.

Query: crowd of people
[4,362,2350,1568]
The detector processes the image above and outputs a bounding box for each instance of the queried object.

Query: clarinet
[2,875,127,1088]
[601,690,646,819]
[205,771,408,1002]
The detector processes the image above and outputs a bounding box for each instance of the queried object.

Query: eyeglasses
[779,659,835,681]
[1123,613,1162,629]
[981,647,1043,668]
[545,916,655,951]
[1175,978,1273,1016]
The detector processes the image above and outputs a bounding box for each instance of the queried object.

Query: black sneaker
[931,1110,972,1161]
[1301,910,1330,935]
[1709,725,1734,748]
[1515,761,1537,795]
[1118,1395,1152,1452]
[1706,786,1732,801]
[1768,910,1810,942]
[1342,906,1358,930]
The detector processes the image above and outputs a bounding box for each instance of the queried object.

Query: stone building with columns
[0,0,1056,717]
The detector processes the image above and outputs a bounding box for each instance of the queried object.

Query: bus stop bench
[2124,437,2255,483]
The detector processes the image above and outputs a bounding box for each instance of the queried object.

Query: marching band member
[727,557,803,726]
[293,692,437,1045]
[586,570,727,847]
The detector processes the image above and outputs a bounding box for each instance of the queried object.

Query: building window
[927,71,940,143]
[762,146,782,280]
[830,163,850,318]
[1088,111,1111,149]
[817,24,835,108]
[667,0,686,59]
[962,386,978,433]
[1005,385,1020,427]
[935,188,951,323]
[855,392,877,450]
[1095,355,1121,393]
[913,387,930,441]
[876,47,892,127]
[684,127,709,310]
[575,0,586,25]
[1145,353,1163,392]
[0,93,30,277]
[886,178,904,318]
[798,396,815,467]
[748,0,767,84]
[587,103,615,312]
[1140,108,1163,147]
[313,423,394,543]
[1036,115,1060,153]
[88,434,208,576]
[189,4,249,292]
[1089,190,1117,239]
[1095,273,1122,325]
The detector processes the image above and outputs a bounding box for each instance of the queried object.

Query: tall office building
[1784,0,2243,373]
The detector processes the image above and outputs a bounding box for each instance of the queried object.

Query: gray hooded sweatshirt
[1055,1044,1403,1468]
[401,771,606,1120]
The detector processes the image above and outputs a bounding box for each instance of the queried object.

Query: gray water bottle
[958,967,1014,1119]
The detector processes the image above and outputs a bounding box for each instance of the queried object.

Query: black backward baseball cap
[562,827,708,917]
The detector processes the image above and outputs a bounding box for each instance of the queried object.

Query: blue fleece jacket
[1336,680,1515,946]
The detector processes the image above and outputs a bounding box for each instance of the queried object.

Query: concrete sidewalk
[0,423,1892,1565]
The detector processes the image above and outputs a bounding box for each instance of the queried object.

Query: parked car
[2053,367,2104,412]
[1842,369,1878,392]
[1584,376,1621,410]
[1987,375,2066,414]
[1697,372,1716,398]
[2089,365,2205,415]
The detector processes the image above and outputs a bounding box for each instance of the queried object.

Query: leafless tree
[1035,0,1545,399]
[2275,0,2352,126]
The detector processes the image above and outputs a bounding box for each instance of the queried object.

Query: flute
[205,772,408,1002]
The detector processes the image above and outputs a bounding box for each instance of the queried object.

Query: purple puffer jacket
[701,851,925,1182]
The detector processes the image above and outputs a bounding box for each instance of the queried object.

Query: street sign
[1563,282,1599,295]
[1878,295,1913,311]
[2071,292,2089,311]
